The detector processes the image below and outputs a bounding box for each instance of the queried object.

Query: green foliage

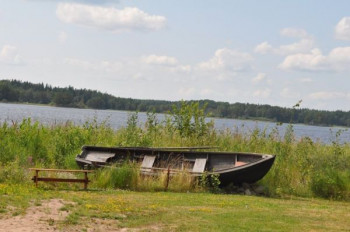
[86,96,106,109]
[52,91,74,106]
[93,163,197,192]
[0,118,117,168]
[171,101,213,140]
[308,130,350,200]
[199,172,221,193]
[93,162,139,190]
[0,159,30,184]
[167,170,195,192]
[311,168,348,200]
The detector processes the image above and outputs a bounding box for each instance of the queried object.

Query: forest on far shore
[1,79,350,127]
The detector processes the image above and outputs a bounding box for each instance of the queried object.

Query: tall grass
[0,102,349,199]
[92,162,199,192]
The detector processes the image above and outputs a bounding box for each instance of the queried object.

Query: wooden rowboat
[75,146,275,186]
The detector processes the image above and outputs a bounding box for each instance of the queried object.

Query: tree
[52,92,73,106]
[86,96,106,109]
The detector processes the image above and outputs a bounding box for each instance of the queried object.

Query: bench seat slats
[29,168,94,173]
[34,177,90,183]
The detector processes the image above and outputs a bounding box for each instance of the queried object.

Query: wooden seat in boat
[141,155,156,172]
[192,158,207,173]
[235,161,247,167]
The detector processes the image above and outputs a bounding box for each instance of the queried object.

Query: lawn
[0,183,349,231]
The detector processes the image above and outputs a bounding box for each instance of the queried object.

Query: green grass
[0,183,349,231]
[92,163,209,193]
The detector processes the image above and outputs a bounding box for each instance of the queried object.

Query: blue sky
[1,0,350,111]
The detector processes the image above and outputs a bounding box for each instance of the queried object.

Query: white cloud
[64,57,90,68]
[63,55,191,82]
[280,28,310,38]
[64,57,122,72]
[58,31,68,43]
[280,47,350,72]
[299,78,313,83]
[99,60,123,72]
[280,88,297,99]
[252,73,266,83]
[27,0,119,3]
[309,91,350,100]
[198,48,253,72]
[335,17,350,40]
[328,47,350,71]
[279,48,328,71]
[277,38,314,55]
[254,42,272,54]
[141,55,192,77]
[56,3,166,32]
[142,55,178,66]
[280,88,290,98]
[200,88,214,96]
[0,45,23,65]
[178,87,196,97]
[171,65,191,73]
[253,88,271,98]
[255,28,314,55]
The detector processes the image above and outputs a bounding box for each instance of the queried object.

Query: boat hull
[214,156,275,186]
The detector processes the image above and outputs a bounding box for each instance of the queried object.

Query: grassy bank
[0,102,350,199]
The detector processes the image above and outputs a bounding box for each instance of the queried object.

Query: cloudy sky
[1,0,350,111]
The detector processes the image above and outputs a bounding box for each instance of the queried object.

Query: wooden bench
[29,168,94,190]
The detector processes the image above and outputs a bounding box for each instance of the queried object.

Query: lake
[0,103,349,144]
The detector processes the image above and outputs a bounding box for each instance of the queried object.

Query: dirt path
[0,199,161,232]
[0,199,70,232]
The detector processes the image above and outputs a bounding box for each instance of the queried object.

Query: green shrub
[0,159,30,184]
[311,168,348,200]
[199,172,221,193]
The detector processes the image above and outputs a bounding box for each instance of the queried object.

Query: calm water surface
[0,103,349,144]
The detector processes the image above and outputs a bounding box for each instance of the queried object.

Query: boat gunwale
[77,146,275,174]
[210,155,275,174]
[81,145,276,158]
[75,155,275,177]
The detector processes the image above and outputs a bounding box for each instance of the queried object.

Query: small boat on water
[76,145,275,186]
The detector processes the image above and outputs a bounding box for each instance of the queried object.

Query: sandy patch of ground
[65,217,123,232]
[0,199,162,232]
[119,225,162,232]
[67,218,162,232]
[0,199,70,232]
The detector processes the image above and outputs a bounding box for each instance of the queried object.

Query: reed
[92,162,139,190]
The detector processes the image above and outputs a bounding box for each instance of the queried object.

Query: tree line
[1,79,350,127]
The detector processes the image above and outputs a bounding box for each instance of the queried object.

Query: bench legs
[84,172,88,190]
[35,170,39,187]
